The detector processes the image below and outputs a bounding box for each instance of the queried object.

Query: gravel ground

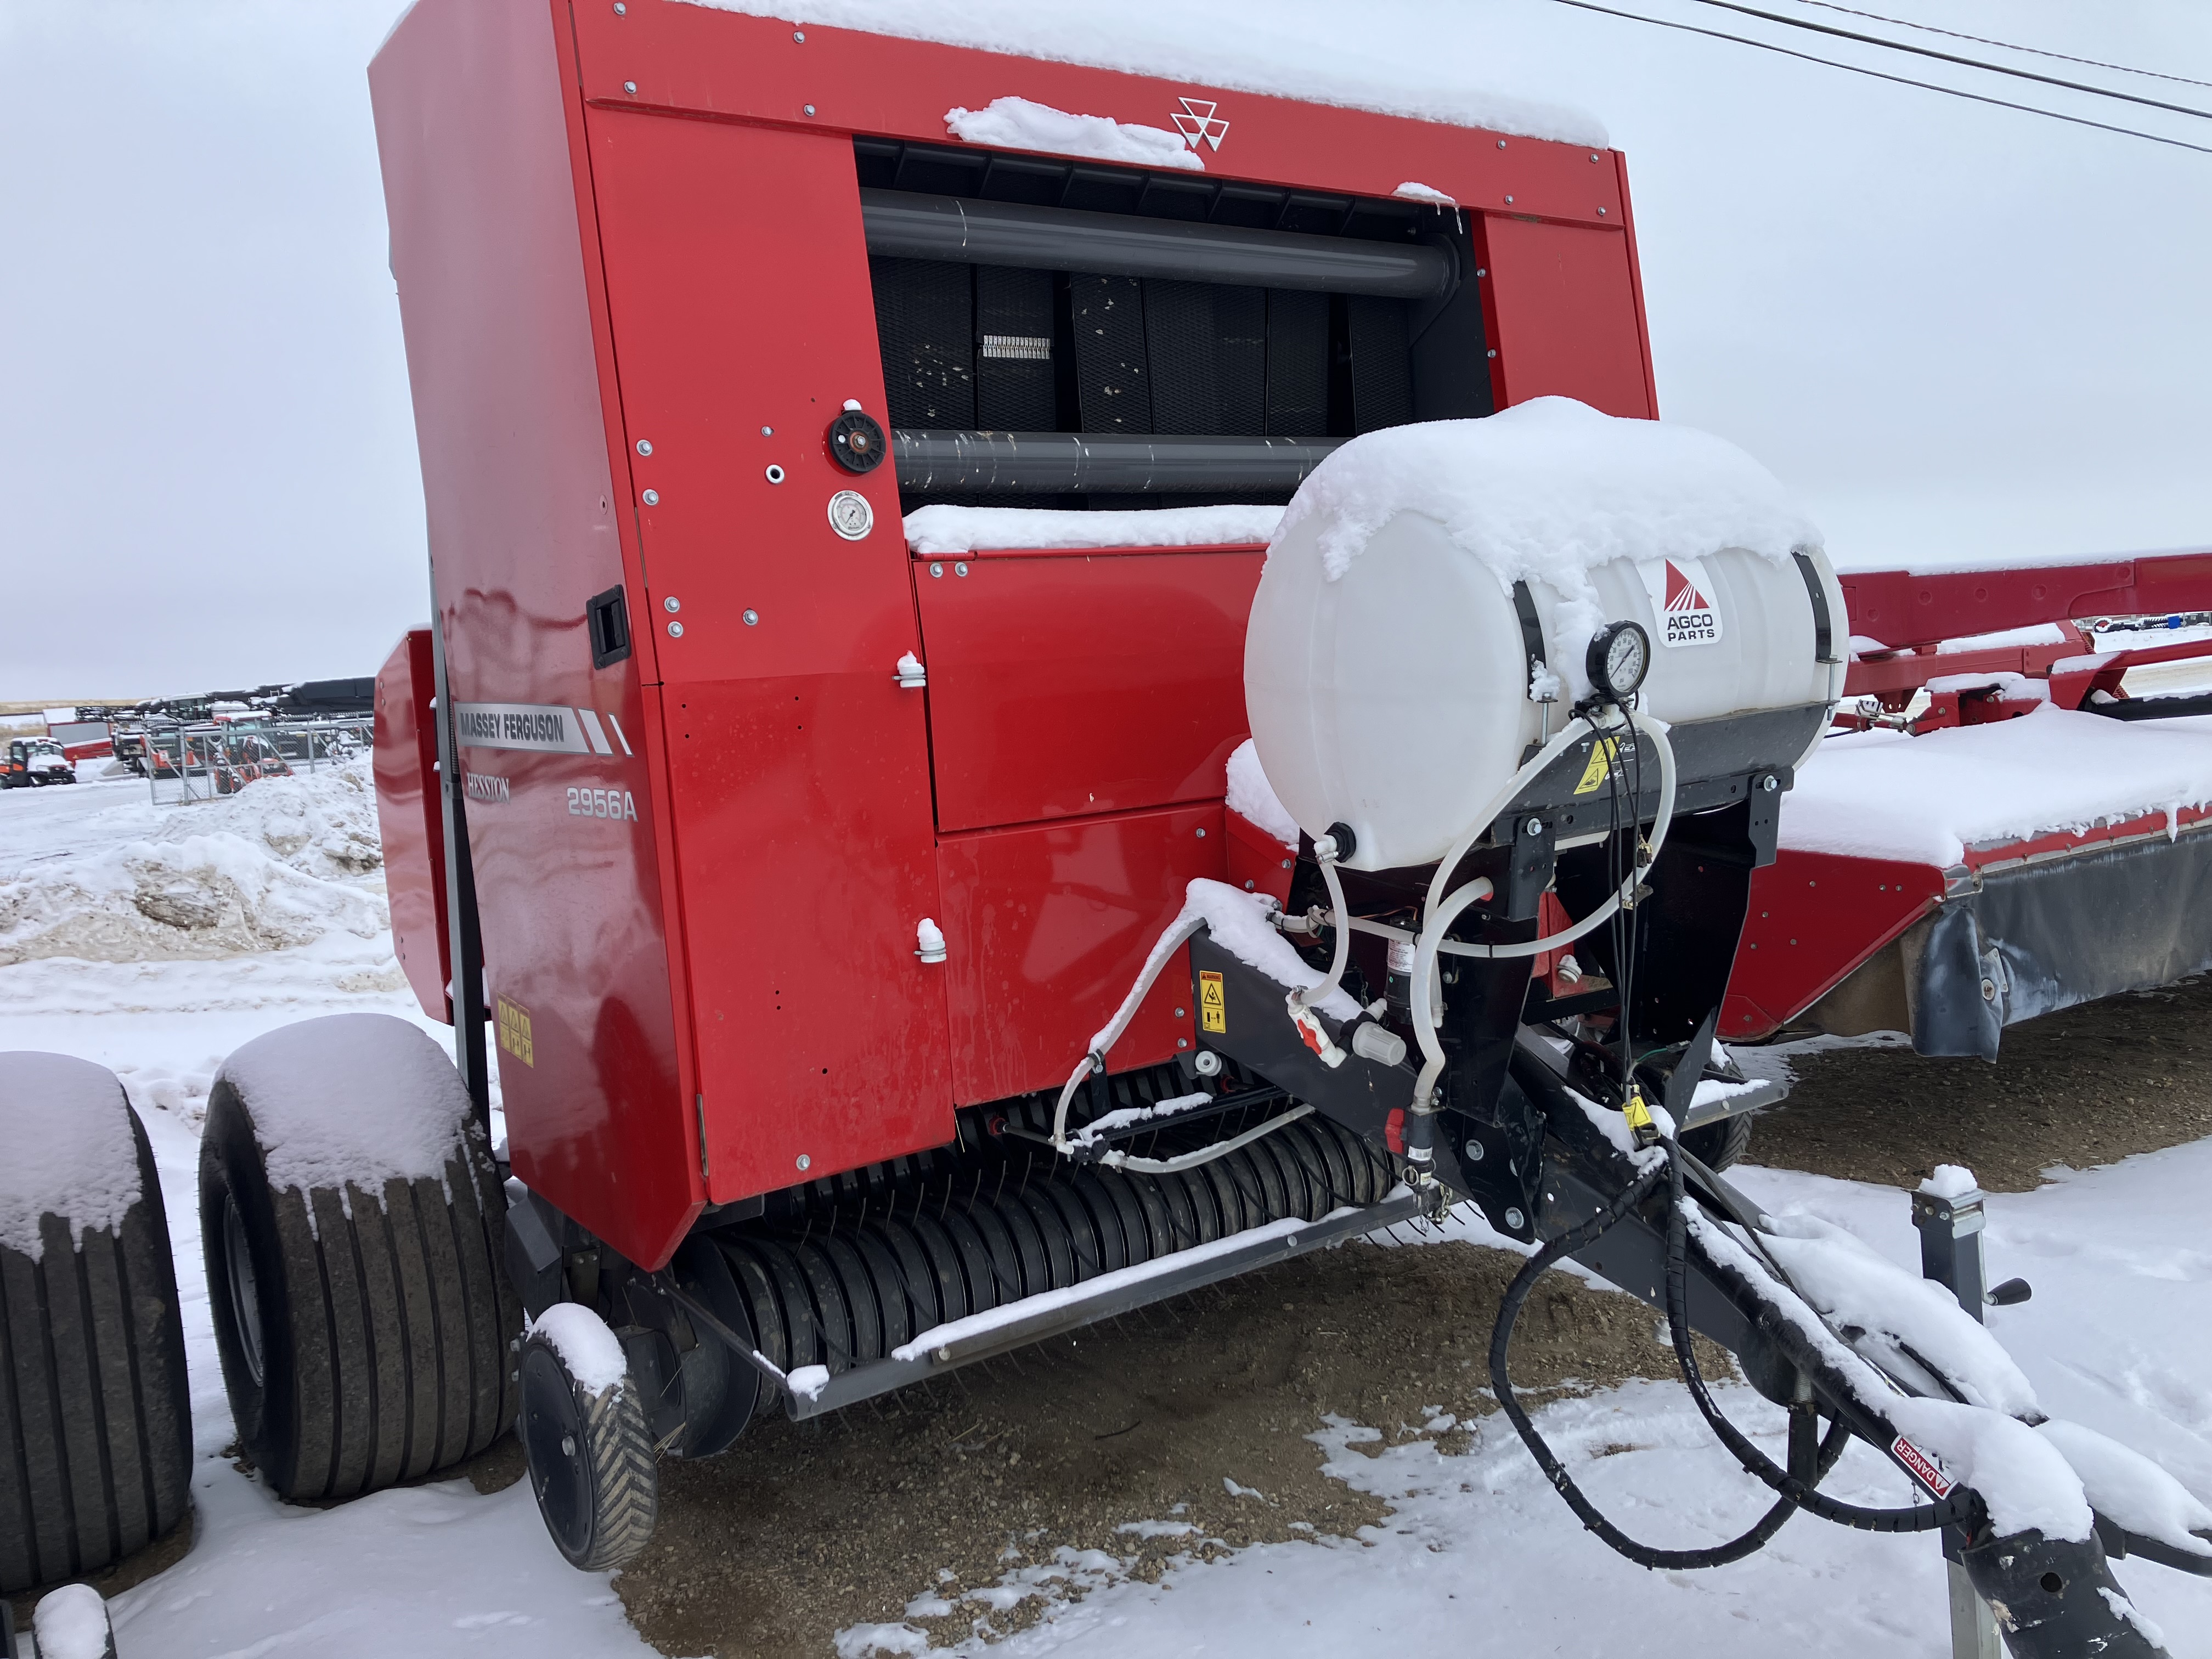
[1752,974,2212,1192]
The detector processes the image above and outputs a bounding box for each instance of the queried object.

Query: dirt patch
[1749,975,2212,1192]
[612,1233,1714,1658]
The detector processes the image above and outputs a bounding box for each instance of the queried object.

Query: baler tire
[516,1328,657,1572]
[196,1039,516,1503]
[1118,1172,1176,1263]
[0,1057,191,1596]
[1680,1114,1754,1173]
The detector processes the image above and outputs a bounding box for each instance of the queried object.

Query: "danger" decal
[1891,1435,1953,1497]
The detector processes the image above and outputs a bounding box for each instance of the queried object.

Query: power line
[1548,0,2212,156]
[1785,0,2212,93]
[1684,0,2212,121]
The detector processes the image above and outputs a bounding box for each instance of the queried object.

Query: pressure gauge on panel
[1586,620,1651,703]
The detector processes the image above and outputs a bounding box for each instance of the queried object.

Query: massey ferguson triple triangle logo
[1638,555,1724,647]
[1172,98,1230,152]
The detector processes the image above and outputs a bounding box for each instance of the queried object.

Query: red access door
[586,108,953,1198]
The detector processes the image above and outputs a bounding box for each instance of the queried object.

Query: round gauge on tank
[1587,620,1651,702]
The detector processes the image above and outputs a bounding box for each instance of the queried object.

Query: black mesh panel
[1070,274,1153,435]
[1264,289,1329,437]
[1212,285,1267,437]
[1348,295,1415,433]
[974,265,1057,431]
[1142,280,1218,435]
[871,257,974,430]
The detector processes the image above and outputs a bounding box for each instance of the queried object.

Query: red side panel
[917,551,1262,833]
[938,804,1223,1105]
[582,106,953,1197]
[372,629,449,1024]
[1480,217,1654,417]
[371,0,701,1268]
[1722,851,1943,1040]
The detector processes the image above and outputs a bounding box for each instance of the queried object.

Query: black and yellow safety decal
[1198,969,1227,1034]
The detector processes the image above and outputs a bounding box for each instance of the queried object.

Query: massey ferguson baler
[7,1,2212,1651]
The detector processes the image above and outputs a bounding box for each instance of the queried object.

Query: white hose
[1094,1104,1315,1173]
[1407,706,1678,1102]
[1409,878,1496,1109]
[1421,716,1596,935]
[1441,705,1678,962]
[1288,853,1351,1011]
[1048,913,1205,1152]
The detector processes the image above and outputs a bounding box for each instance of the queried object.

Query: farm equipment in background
[1728,550,2212,1058]
[1,737,74,788]
[6,4,2209,1653]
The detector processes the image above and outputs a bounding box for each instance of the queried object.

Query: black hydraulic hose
[1658,1133,1980,1533]
[1487,1160,1853,1568]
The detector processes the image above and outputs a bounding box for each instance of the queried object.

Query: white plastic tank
[1243,400,1847,871]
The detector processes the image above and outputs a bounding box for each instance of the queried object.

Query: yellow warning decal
[1198,970,1227,1034]
[495,995,535,1068]
[1573,737,1621,796]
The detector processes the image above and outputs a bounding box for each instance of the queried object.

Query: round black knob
[828,409,888,474]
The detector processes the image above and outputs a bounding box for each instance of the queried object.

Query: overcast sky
[2,0,2207,699]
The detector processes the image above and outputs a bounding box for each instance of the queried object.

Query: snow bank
[671,1,1606,146]
[946,96,1202,171]
[1271,398,1819,661]
[218,1013,472,1197]
[0,760,385,966]
[0,1052,138,1260]
[528,1303,629,1397]
[1783,706,2212,865]
[902,503,1281,555]
[1224,739,1298,848]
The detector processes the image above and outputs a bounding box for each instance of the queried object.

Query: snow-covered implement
[1725,552,2212,1056]
[10,1,2207,1647]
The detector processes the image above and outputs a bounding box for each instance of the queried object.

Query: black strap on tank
[1512,581,1550,691]
[1793,551,1842,664]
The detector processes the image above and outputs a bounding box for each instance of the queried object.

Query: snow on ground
[5,773,2211,1657]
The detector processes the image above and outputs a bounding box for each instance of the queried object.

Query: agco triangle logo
[1171,97,1229,152]
[1638,555,1723,647]
[1666,560,1712,614]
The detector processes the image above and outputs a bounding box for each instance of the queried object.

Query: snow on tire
[198,1013,519,1501]
[0,1053,192,1596]
[517,1304,658,1572]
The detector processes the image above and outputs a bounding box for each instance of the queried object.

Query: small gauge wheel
[1587,620,1651,702]
[828,409,888,474]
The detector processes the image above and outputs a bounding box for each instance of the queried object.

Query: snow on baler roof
[671,0,1609,147]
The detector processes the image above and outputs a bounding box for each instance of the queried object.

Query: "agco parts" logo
[567,787,639,822]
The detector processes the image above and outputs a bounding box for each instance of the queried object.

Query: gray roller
[892,429,1344,495]
[861,189,1453,300]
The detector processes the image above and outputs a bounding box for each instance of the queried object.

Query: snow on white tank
[1244,398,1848,871]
